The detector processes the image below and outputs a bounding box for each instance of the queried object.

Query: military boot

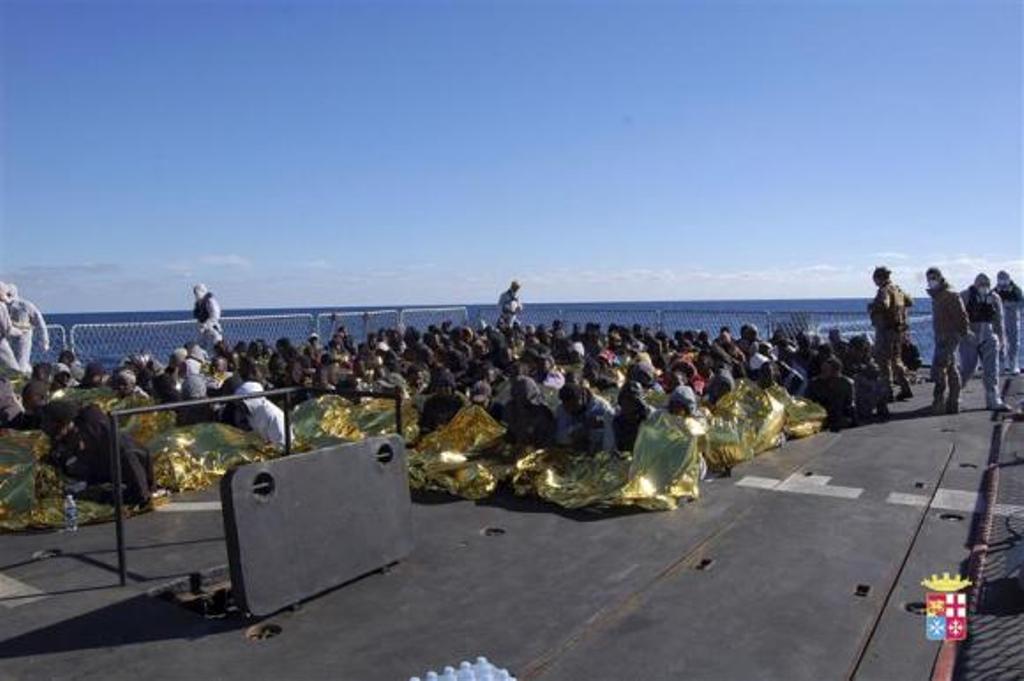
[895,387,914,401]
[931,396,946,416]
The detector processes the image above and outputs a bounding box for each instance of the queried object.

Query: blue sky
[1,0,1021,312]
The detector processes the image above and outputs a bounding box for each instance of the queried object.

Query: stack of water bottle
[409,657,516,681]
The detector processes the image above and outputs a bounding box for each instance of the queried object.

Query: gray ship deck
[1,378,1022,681]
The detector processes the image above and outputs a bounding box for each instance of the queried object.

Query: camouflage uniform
[868,280,913,401]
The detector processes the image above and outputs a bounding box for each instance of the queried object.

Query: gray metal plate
[220,435,413,616]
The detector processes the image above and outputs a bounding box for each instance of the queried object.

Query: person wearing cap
[960,273,1008,411]
[0,282,25,373]
[192,283,223,351]
[50,363,76,390]
[5,284,49,374]
[498,280,523,328]
[867,266,914,402]
[925,267,969,414]
[995,270,1022,375]
[555,383,616,454]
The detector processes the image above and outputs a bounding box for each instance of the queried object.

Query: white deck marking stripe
[154,501,222,512]
[734,474,863,499]
[735,476,781,490]
[886,492,930,507]
[0,573,45,608]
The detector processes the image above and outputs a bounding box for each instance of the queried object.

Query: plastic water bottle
[441,666,457,681]
[457,662,474,681]
[425,673,439,681]
[473,658,490,676]
[64,494,78,532]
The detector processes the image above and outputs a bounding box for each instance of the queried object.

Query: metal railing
[398,306,468,331]
[70,314,315,366]
[107,385,403,586]
[316,310,400,342]
[35,306,938,368]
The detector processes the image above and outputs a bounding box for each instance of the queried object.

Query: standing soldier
[868,266,914,402]
[995,270,1021,375]
[925,268,969,414]
[959,273,1009,411]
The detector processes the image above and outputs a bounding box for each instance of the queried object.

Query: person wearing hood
[995,270,1022,375]
[235,381,290,446]
[505,376,556,447]
[80,362,109,389]
[111,369,149,400]
[555,382,616,454]
[192,283,223,350]
[0,282,25,373]
[960,273,1009,411]
[5,284,49,374]
[807,357,856,432]
[497,280,523,328]
[867,266,914,402]
[925,268,969,414]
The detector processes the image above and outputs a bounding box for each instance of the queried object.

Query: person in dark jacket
[42,401,155,506]
[418,369,465,435]
[613,381,652,452]
[504,376,556,448]
[926,267,969,414]
[6,380,49,430]
[807,358,856,432]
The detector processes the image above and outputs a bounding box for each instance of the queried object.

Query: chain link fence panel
[317,310,400,342]
[661,310,772,337]
[71,314,315,367]
[398,307,469,331]
[34,324,67,365]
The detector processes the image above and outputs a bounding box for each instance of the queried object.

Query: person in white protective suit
[235,381,291,446]
[995,270,1022,375]
[191,283,223,350]
[497,280,523,328]
[6,284,49,374]
[0,283,25,374]
[959,273,1009,411]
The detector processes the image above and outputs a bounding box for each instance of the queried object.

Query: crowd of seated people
[0,318,917,506]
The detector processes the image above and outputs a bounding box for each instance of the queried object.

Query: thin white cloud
[198,254,252,268]
[873,252,909,260]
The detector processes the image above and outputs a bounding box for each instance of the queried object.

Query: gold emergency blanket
[147,423,280,493]
[765,385,827,439]
[348,398,420,443]
[512,448,631,509]
[620,411,704,510]
[703,380,786,471]
[408,405,509,500]
[292,395,364,450]
[0,430,114,532]
[49,388,176,443]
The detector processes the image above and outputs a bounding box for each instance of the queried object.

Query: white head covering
[193,283,208,300]
[7,284,18,300]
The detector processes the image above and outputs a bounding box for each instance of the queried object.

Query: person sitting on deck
[505,376,556,448]
[555,382,616,454]
[613,381,653,452]
[42,401,156,506]
[807,357,857,432]
[418,369,465,436]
